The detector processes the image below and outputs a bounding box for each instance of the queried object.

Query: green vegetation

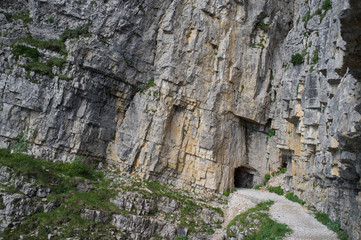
[311,49,319,64]
[267,186,283,195]
[254,185,261,190]
[0,149,120,239]
[302,10,311,26]
[314,212,348,240]
[291,53,304,65]
[227,200,292,239]
[47,57,66,68]
[60,22,91,42]
[11,45,40,60]
[262,173,271,186]
[140,78,156,93]
[279,168,287,174]
[322,0,331,11]
[268,129,276,137]
[285,192,306,205]
[15,37,67,56]
[257,21,270,31]
[24,61,53,77]
[48,17,54,24]
[4,12,33,24]
[223,191,230,197]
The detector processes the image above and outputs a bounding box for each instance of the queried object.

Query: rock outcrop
[0,0,360,238]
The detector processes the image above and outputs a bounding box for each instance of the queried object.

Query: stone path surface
[212,189,338,240]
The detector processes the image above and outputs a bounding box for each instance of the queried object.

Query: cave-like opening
[234,166,254,188]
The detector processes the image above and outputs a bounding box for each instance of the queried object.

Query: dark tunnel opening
[234,166,254,188]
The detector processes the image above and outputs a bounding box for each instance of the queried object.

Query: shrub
[223,191,230,197]
[322,0,331,11]
[11,45,40,60]
[291,53,304,65]
[268,129,276,137]
[254,185,261,189]
[267,186,283,195]
[257,21,270,31]
[285,192,306,205]
[280,168,287,174]
[48,17,54,23]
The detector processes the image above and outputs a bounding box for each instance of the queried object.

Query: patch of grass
[47,57,66,68]
[280,168,287,174]
[24,61,53,77]
[60,22,91,42]
[11,45,40,61]
[223,191,230,197]
[285,192,306,205]
[302,10,311,26]
[227,200,292,239]
[4,12,33,24]
[311,49,319,64]
[291,53,304,65]
[263,174,271,185]
[139,78,156,93]
[16,38,67,56]
[257,21,269,31]
[0,149,120,239]
[322,0,331,11]
[267,186,283,195]
[254,185,261,190]
[314,212,348,240]
[48,17,54,24]
[58,74,70,80]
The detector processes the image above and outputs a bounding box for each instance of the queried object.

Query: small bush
[268,129,276,137]
[291,53,304,65]
[280,168,287,174]
[285,192,306,205]
[254,185,261,190]
[48,17,54,23]
[322,0,331,11]
[223,191,230,197]
[257,21,270,31]
[267,186,283,195]
[263,173,271,185]
[11,45,40,60]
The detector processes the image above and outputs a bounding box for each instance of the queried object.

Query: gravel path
[212,189,338,240]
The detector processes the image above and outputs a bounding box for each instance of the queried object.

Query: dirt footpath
[212,189,338,240]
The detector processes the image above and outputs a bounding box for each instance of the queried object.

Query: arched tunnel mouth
[234,166,254,188]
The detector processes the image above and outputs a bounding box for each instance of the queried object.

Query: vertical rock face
[0,0,360,238]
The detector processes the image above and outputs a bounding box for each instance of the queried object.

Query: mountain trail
[212,189,338,240]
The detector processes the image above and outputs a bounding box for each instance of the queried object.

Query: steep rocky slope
[0,0,360,238]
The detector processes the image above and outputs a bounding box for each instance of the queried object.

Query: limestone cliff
[0,0,360,238]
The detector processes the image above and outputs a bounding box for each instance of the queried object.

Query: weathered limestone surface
[0,0,360,238]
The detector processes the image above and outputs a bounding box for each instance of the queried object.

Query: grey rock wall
[0,0,360,238]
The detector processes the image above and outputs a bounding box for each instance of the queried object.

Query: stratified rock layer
[0,0,360,238]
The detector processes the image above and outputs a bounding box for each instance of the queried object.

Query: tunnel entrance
[234,167,254,188]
